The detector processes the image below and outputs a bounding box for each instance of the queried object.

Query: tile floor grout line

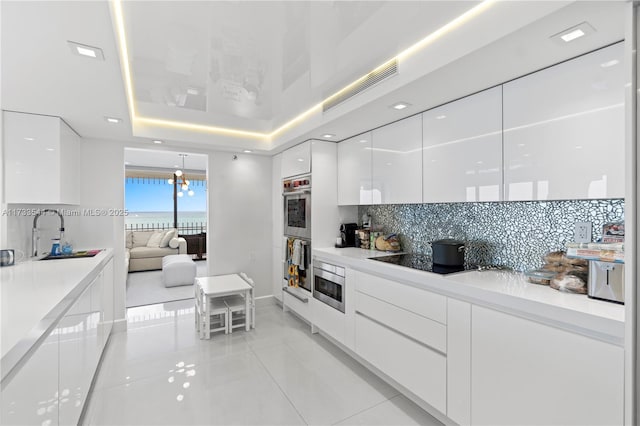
[248,340,310,426]
[330,394,398,426]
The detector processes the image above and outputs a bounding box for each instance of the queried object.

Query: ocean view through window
[125,177,206,234]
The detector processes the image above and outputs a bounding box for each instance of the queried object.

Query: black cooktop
[370,253,478,275]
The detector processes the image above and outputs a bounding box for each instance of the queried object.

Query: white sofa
[125,229,187,272]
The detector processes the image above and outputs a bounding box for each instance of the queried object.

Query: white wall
[0,109,6,248]
[207,152,273,298]
[77,138,126,328]
[271,153,283,301]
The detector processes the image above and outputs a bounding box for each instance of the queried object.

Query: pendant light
[169,154,195,196]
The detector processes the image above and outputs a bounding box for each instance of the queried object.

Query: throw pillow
[168,237,180,249]
[160,229,176,248]
[132,231,155,247]
[146,231,164,248]
[125,231,133,249]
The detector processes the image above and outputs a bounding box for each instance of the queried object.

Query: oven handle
[282,189,310,196]
[313,267,345,286]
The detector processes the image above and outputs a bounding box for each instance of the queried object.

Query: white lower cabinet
[355,313,447,413]
[447,298,471,426]
[1,258,114,425]
[342,269,623,426]
[59,268,108,425]
[353,271,447,414]
[282,287,314,324]
[311,298,345,345]
[471,305,623,425]
[0,329,59,426]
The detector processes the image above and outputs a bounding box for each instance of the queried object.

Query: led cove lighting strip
[113,0,495,141]
[112,0,136,118]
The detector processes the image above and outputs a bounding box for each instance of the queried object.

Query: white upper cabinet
[4,111,80,204]
[503,43,624,201]
[281,141,311,178]
[337,132,372,205]
[422,86,502,202]
[371,115,422,204]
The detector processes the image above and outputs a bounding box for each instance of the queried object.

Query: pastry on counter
[375,234,401,252]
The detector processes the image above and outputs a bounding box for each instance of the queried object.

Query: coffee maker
[340,223,358,247]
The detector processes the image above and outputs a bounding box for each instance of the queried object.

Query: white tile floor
[84,298,443,425]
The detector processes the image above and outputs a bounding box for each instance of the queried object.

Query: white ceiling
[0,1,627,156]
[124,148,207,170]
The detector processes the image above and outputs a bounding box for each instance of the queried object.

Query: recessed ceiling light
[391,102,411,110]
[561,29,584,42]
[153,140,163,144]
[322,134,335,138]
[550,22,595,44]
[46,148,55,152]
[187,88,199,96]
[436,115,447,120]
[105,116,121,124]
[600,59,619,68]
[68,40,105,60]
[243,150,252,153]
[359,139,368,144]
[297,158,305,162]
[24,137,35,141]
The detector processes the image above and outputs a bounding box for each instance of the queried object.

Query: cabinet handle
[282,287,309,303]
[355,311,446,356]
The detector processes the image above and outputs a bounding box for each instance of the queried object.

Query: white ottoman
[162,254,196,287]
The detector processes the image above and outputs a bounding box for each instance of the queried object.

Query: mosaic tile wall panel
[359,199,624,271]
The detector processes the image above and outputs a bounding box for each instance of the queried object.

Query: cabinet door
[423,87,502,202]
[281,141,311,178]
[337,132,372,205]
[4,111,62,204]
[503,43,624,200]
[471,305,623,425]
[1,328,59,426]
[447,298,471,426]
[372,115,422,204]
[58,278,101,425]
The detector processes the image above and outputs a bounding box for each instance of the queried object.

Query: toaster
[588,261,625,304]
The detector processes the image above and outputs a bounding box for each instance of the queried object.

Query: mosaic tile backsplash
[359,199,624,271]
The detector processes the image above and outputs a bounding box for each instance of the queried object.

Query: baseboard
[255,294,276,308]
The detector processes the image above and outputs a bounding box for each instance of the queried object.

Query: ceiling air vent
[322,59,398,112]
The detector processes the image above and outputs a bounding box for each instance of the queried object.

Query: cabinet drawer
[355,291,446,353]
[355,271,446,324]
[312,298,345,344]
[355,313,446,413]
[283,288,313,323]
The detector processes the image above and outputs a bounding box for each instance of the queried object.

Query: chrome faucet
[32,209,65,257]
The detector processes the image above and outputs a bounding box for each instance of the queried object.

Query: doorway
[123,148,208,308]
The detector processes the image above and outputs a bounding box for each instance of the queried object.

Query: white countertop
[1,249,114,363]
[314,247,624,345]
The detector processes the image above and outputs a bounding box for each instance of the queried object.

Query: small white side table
[195,274,252,337]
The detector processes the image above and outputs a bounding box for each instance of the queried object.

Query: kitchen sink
[40,249,102,260]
